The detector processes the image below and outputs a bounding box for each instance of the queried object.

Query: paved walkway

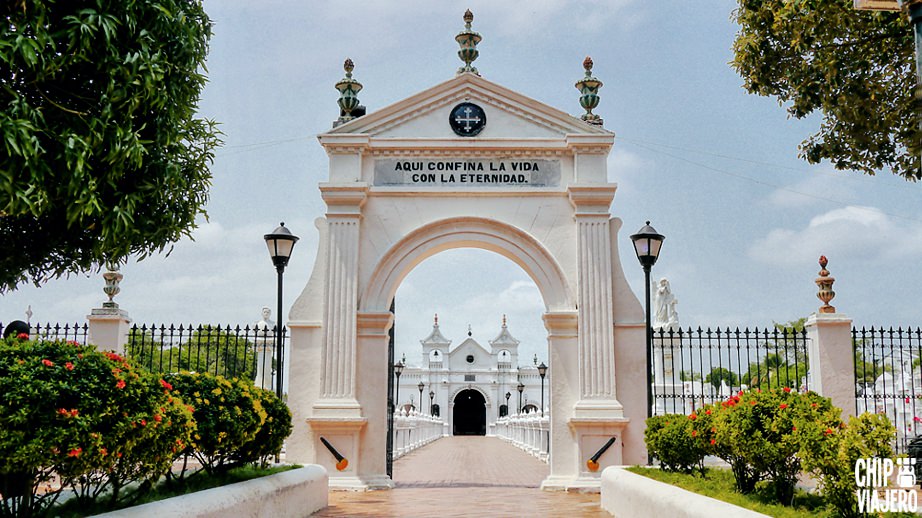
[314,436,608,517]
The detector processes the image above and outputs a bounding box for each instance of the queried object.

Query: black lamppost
[429,390,435,414]
[505,391,511,416]
[630,221,665,453]
[264,222,299,399]
[537,362,549,456]
[418,381,425,411]
[537,362,547,413]
[394,361,404,413]
[517,381,525,413]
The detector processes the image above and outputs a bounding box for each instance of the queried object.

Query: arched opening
[453,389,486,435]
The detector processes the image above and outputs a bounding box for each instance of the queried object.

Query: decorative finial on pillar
[456,9,482,76]
[102,262,123,309]
[502,314,507,327]
[815,255,836,314]
[574,56,604,126]
[434,313,439,326]
[334,58,363,126]
[467,324,472,337]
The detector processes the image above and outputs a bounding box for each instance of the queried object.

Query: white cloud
[748,206,922,266]
[766,173,858,208]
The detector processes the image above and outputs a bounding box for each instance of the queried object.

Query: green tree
[679,370,701,382]
[732,0,919,179]
[0,0,221,291]
[126,325,256,381]
[705,366,739,390]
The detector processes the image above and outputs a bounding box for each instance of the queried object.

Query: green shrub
[0,337,193,516]
[800,412,895,518]
[164,372,266,475]
[688,400,764,493]
[233,387,292,467]
[714,389,841,505]
[644,414,705,474]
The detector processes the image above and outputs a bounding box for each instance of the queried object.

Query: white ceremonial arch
[285,48,648,491]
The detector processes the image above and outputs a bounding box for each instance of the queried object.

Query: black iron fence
[652,326,809,415]
[125,324,286,397]
[854,326,922,454]
[0,321,89,345]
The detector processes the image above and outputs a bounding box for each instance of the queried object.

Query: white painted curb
[93,465,328,518]
[601,466,769,518]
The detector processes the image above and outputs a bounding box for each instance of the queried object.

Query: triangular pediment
[324,72,611,140]
[449,337,491,357]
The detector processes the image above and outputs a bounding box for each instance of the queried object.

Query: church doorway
[452,389,486,435]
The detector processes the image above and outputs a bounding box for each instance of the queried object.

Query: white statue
[652,278,679,331]
[255,306,275,331]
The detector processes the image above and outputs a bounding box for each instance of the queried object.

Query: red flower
[824,428,835,435]
[914,416,921,423]
[792,426,797,431]
[140,419,147,427]
[783,387,791,393]
[68,448,82,458]
[689,414,697,420]
[42,359,54,367]
[17,333,29,340]
[65,362,74,371]
[115,380,126,390]
[705,409,712,415]
[906,397,912,404]
[186,405,195,413]
[811,403,817,408]
[104,352,124,362]
[154,414,162,422]
[57,408,69,416]
[67,340,79,346]
[779,403,788,409]
[159,379,173,391]
[750,401,757,406]
[692,430,698,437]
[710,439,716,445]
[100,448,107,457]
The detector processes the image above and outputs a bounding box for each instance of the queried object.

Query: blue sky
[2,1,919,368]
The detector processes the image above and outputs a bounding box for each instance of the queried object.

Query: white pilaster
[568,185,622,418]
[314,183,367,417]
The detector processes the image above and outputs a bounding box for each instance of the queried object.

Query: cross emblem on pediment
[449,102,486,137]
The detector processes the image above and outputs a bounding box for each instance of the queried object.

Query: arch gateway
[285,14,648,491]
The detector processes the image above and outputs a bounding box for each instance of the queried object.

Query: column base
[573,399,624,419]
[312,398,363,418]
[329,474,395,491]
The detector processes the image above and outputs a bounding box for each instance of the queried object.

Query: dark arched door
[453,389,486,435]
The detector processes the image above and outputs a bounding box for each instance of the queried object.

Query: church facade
[396,316,548,436]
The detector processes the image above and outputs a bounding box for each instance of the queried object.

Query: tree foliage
[0,0,220,291]
[732,0,920,179]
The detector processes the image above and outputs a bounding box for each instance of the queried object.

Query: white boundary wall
[93,465,328,518]
[600,467,768,518]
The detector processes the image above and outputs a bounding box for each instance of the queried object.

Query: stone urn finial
[815,255,836,314]
[102,262,123,308]
[575,56,604,126]
[456,9,482,76]
[335,58,363,126]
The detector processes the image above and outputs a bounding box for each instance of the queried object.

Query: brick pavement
[313,436,609,517]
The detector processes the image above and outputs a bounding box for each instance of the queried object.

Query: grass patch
[53,464,301,517]
[626,466,830,518]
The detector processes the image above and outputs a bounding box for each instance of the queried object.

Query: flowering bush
[688,400,763,494]
[714,389,841,504]
[164,372,266,475]
[0,336,193,516]
[644,414,705,474]
[799,412,894,518]
[233,387,292,467]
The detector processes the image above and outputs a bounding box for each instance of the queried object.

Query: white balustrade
[392,409,445,460]
[494,408,550,463]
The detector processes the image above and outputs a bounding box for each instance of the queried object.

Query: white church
[396,315,548,436]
